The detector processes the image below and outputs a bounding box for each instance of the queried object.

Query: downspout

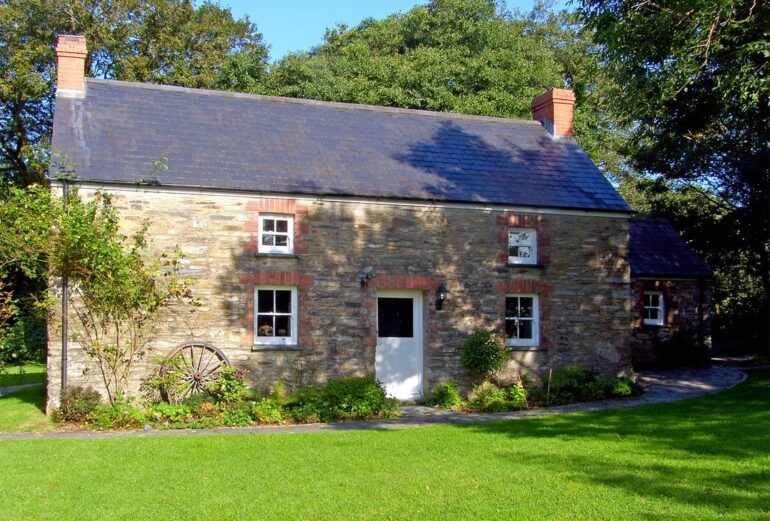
[61,180,69,391]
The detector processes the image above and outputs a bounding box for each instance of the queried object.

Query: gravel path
[0,365,747,440]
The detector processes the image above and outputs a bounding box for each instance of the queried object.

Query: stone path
[0,366,747,440]
[0,383,42,397]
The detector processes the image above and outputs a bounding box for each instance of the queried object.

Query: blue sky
[225,1,571,61]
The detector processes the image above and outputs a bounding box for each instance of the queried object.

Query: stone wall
[47,186,632,409]
[630,279,712,368]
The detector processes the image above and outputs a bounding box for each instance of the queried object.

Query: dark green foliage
[460,328,508,378]
[581,0,770,344]
[426,381,463,409]
[317,376,397,421]
[56,386,101,423]
[221,402,253,427]
[208,366,247,404]
[0,313,46,364]
[537,365,641,405]
[250,398,284,424]
[89,403,146,430]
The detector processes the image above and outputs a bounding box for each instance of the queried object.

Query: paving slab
[0,366,747,440]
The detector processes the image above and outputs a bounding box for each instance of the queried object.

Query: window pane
[650,294,659,307]
[274,315,290,337]
[257,315,274,336]
[644,309,652,320]
[263,219,275,232]
[257,290,274,313]
[275,290,292,313]
[649,309,659,321]
[519,297,534,318]
[509,231,532,245]
[275,235,288,247]
[276,220,288,233]
[505,319,516,338]
[505,297,517,317]
[378,298,414,338]
[510,246,532,259]
[519,320,533,340]
[262,234,275,246]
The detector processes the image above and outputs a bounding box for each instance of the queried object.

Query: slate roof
[629,218,712,278]
[50,79,631,212]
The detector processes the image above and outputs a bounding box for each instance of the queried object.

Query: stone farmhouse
[46,35,711,408]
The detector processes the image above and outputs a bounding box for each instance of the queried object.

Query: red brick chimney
[55,35,87,97]
[531,88,576,138]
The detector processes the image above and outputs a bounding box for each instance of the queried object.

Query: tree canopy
[581,0,770,340]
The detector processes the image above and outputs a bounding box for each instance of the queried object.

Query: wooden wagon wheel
[161,341,229,402]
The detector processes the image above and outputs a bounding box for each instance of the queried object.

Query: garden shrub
[285,387,323,423]
[90,402,147,430]
[56,386,101,423]
[537,366,642,405]
[222,402,253,427]
[547,365,594,403]
[251,398,284,424]
[317,376,396,421]
[467,381,510,412]
[149,403,193,426]
[507,382,528,409]
[208,366,247,403]
[460,328,508,378]
[426,382,463,409]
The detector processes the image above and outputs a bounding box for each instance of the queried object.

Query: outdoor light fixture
[435,283,448,310]
[360,266,375,288]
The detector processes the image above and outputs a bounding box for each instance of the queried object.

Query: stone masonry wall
[630,279,712,368]
[47,186,632,409]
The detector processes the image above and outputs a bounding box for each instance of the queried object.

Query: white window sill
[255,252,299,258]
[252,344,301,351]
[507,344,543,351]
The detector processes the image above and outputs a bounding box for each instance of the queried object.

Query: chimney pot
[55,35,87,98]
[531,88,576,138]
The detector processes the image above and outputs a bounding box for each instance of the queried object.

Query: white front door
[375,290,423,401]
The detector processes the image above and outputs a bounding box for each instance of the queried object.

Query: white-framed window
[505,294,539,347]
[643,291,664,326]
[508,228,537,265]
[258,214,294,254]
[254,286,298,346]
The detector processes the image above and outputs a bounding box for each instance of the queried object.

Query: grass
[0,362,46,387]
[0,373,767,520]
[0,384,52,433]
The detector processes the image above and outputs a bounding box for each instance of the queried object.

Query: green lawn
[0,363,46,387]
[0,384,52,432]
[0,374,767,520]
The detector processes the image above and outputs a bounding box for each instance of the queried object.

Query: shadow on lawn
[454,375,769,516]
[0,383,46,414]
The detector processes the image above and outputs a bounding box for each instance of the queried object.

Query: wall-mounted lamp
[360,266,375,288]
[435,283,448,310]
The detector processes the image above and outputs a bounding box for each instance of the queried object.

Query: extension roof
[630,218,712,279]
[50,79,630,212]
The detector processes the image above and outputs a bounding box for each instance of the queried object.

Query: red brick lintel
[368,275,443,291]
[495,279,552,294]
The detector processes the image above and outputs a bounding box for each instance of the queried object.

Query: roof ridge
[85,78,547,128]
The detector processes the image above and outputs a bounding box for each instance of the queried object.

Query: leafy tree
[580,0,770,342]
[0,0,268,186]
[53,190,196,403]
[0,183,196,401]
